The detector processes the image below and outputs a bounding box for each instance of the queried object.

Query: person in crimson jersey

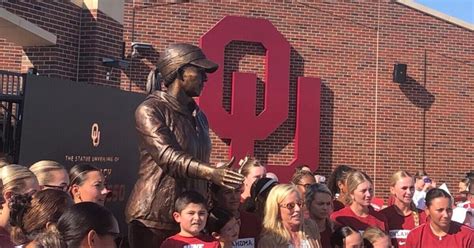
[160,191,220,248]
[405,188,474,248]
[381,171,427,248]
[305,183,335,248]
[330,170,388,232]
[327,165,356,211]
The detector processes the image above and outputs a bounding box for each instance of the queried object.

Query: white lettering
[183,245,204,248]
[232,238,255,248]
[389,229,410,239]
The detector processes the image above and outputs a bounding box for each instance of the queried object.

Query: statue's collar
[149,91,200,116]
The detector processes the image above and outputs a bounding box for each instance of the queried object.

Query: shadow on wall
[254,46,307,165]
[398,75,435,110]
[398,75,435,173]
[222,41,266,114]
[319,82,334,176]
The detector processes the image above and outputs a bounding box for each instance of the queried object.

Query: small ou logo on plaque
[91,123,100,147]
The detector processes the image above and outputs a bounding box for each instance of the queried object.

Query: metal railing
[0,70,25,163]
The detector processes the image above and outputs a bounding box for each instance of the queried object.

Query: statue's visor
[189,58,218,73]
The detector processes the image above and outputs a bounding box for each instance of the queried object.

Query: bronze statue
[125,43,244,247]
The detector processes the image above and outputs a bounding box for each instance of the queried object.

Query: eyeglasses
[42,184,69,192]
[279,201,304,210]
[296,183,312,188]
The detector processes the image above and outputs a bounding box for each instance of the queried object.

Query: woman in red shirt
[406,188,474,248]
[330,170,388,232]
[327,165,356,211]
[381,170,426,248]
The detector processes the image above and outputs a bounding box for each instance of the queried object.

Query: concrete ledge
[0,7,57,47]
[396,0,473,31]
[83,0,124,24]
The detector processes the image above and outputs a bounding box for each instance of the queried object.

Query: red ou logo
[91,123,100,147]
[199,16,321,182]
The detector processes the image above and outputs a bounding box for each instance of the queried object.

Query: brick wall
[78,8,124,86]
[0,1,123,86]
[0,1,472,199]
[0,38,22,72]
[122,1,473,198]
[0,1,82,78]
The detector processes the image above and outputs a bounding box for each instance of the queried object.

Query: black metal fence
[0,70,25,163]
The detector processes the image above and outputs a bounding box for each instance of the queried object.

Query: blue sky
[415,0,473,24]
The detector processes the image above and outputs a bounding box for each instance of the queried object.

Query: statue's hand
[211,157,244,189]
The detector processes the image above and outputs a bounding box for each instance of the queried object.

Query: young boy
[160,191,220,248]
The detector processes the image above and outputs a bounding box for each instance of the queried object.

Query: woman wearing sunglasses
[30,160,69,192]
[330,170,388,233]
[291,170,316,203]
[259,184,321,248]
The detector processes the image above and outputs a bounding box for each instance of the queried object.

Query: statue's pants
[128,220,178,248]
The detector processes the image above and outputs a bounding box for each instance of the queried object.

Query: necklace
[429,223,446,241]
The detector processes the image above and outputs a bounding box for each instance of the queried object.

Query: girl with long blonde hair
[330,170,388,232]
[0,164,40,247]
[380,170,426,247]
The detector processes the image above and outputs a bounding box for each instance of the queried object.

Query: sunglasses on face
[296,183,312,188]
[279,201,304,210]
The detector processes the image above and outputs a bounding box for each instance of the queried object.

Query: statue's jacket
[125,91,211,230]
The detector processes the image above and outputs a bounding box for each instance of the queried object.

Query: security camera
[131,42,153,58]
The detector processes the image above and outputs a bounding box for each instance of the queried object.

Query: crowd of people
[0,160,116,248]
[0,158,471,248]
